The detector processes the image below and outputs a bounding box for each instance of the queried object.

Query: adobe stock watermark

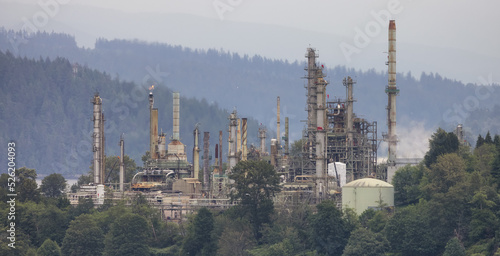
[51,64,169,174]
[442,73,497,125]
[8,0,70,55]
[213,0,243,21]
[339,0,403,62]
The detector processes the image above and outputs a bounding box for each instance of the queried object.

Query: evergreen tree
[476,134,485,148]
[442,237,465,256]
[491,153,500,188]
[424,128,460,167]
[229,160,281,240]
[309,200,351,256]
[181,207,217,256]
[61,214,105,256]
[485,131,493,144]
[494,134,500,148]
[104,213,150,256]
[37,239,61,256]
[343,227,389,256]
[40,173,67,198]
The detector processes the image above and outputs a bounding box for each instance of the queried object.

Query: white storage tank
[342,178,394,215]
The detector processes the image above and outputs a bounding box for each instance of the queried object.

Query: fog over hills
[0,2,498,84]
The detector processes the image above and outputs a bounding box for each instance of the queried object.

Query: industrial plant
[69,20,404,219]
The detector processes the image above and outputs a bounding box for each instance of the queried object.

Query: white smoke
[378,120,433,162]
[396,121,433,159]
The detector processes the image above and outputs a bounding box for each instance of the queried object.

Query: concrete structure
[342,178,394,215]
[92,93,105,185]
[227,110,238,172]
[258,125,267,155]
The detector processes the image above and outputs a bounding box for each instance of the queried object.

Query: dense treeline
[0,50,260,176]
[1,129,500,255]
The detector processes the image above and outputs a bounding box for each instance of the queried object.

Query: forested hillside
[2,29,499,142]
[0,51,259,176]
[1,29,500,174]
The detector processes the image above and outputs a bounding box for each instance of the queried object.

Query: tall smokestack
[119,134,124,192]
[228,111,238,172]
[277,96,281,145]
[193,126,200,180]
[173,92,180,141]
[149,92,158,159]
[92,93,103,185]
[386,20,399,182]
[100,112,105,184]
[285,117,289,156]
[344,77,355,144]
[203,132,210,193]
[237,118,241,156]
[258,125,267,155]
[219,131,223,174]
[214,144,219,174]
[242,118,248,161]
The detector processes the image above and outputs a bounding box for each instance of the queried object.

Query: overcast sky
[1,0,499,84]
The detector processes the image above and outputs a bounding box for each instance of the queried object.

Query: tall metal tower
[92,93,105,185]
[385,20,399,182]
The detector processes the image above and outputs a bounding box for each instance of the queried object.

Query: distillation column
[277,96,281,145]
[228,111,238,172]
[316,70,327,199]
[258,126,267,155]
[203,132,210,193]
[92,93,103,185]
[344,77,355,181]
[119,135,124,192]
[193,126,200,180]
[149,92,158,159]
[242,118,248,161]
[219,131,223,174]
[386,20,399,182]
[284,117,289,156]
[306,48,318,158]
[172,92,180,141]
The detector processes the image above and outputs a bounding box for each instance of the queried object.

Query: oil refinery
[69,20,405,219]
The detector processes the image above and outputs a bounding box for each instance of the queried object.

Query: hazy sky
[1,0,499,84]
[64,0,500,57]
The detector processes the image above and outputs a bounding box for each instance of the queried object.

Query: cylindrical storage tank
[342,178,394,215]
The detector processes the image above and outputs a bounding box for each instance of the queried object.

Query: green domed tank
[342,178,394,215]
